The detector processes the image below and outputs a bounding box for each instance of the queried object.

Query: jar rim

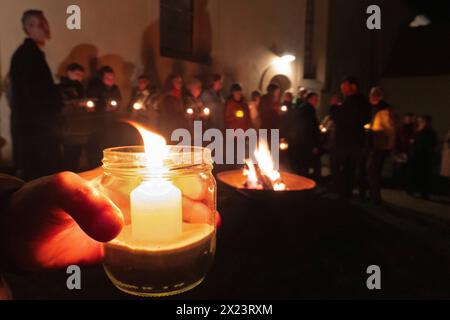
[102,145,213,176]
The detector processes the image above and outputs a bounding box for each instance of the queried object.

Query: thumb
[49,172,124,242]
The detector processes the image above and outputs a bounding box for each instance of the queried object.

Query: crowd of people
[4,10,448,204]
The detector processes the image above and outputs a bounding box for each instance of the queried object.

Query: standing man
[259,83,282,131]
[294,87,308,109]
[201,74,225,131]
[367,87,396,204]
[59,63,87,172]
[290,92,321,179]
[333,77,371,198]
[184,78,210,134]
[407,115,437,199]
[9,10,62,180]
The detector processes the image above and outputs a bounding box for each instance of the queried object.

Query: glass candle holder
[98,146,216,297]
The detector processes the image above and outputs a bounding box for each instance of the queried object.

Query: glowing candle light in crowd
[203,107,210,116]
[280,105,288,112]
[235,110,244,118]
[280,139,289,151]
[133,102,143,111]
[186,107,194,115]
[86,100,95,109]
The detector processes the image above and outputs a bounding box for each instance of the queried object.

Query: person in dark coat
[294,87,308,109]
[259,83,282,130]
[128,75,159,129]
[59,63,85,102]
[201,74,225,131]
[184,78,210,135]
[280,92,294,140]
[9,10,62,180]
[333,77,371,198]
[393,113,416,188]
[398,113,416,154]
[58,63,87,172]
[158,74,189,142]
[86,66,122,113]
[407,115,438,199]
[85,66,122,168]
[289,92,321,179]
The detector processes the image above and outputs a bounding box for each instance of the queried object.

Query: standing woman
[224,84,251,131]
[224,84,252,166]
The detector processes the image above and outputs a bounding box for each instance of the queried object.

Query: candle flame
[128,121,168,171]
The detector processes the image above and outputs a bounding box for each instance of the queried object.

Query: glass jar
[98,146,216,297]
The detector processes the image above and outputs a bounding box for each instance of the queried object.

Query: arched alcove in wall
[268,74,292,94]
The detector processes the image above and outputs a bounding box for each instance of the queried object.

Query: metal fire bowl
[216,170,316,201]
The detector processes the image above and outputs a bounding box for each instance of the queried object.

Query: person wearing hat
[224,84,252,131]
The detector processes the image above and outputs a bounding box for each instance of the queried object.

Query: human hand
[1,171,124,272]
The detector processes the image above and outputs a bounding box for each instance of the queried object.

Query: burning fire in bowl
[216,142,316,200]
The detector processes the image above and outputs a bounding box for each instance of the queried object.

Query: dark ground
[5,182,450,300]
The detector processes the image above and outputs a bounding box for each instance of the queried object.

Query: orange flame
[244,141,286,191]
[127,121,168,171]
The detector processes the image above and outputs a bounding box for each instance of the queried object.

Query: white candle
[131,179,182,242]
[128,122,183,243]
